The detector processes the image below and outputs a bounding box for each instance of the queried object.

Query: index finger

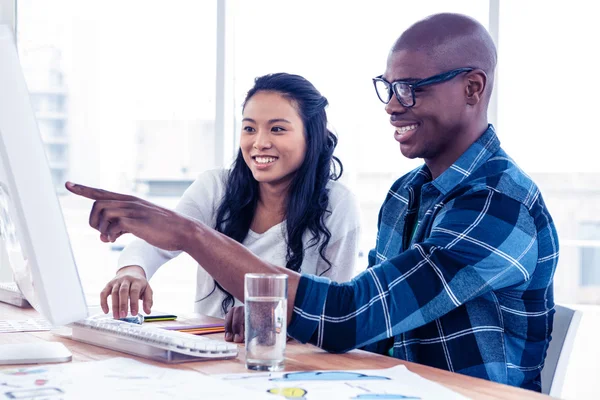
[65,181,137,202]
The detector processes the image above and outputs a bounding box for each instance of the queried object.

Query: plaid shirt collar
[404,124,501,195]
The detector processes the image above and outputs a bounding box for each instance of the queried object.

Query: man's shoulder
[389,165,424,193]
[464,148,542,210]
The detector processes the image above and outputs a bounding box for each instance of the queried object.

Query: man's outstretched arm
[182,216,302,323]
[66,181,302,322]
[287,189,541,352]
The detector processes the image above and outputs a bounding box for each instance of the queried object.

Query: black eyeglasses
[372,67,474,108]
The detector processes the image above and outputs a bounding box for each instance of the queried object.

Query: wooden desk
[0,303,553,400]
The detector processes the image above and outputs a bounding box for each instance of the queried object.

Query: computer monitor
[0,24,88,326]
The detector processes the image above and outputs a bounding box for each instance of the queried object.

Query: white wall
[0,0,15,35]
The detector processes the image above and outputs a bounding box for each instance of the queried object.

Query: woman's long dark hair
[204,73,343,315]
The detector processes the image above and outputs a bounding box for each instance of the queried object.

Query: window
[229,0,490,272]
[579,223,600,289]
[17,0,219,311]
[14,0,600,311]
[581,247,600,287]
[498,1,600,304]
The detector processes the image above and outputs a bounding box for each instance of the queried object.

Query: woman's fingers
[142,284,153,315]
[99,273,150,318]
[111,283,121,319]
[129,282,142,316]
[118,281,130,318]
[100,282,112,314]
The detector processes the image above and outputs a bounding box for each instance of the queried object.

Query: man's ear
[465,70,487,105]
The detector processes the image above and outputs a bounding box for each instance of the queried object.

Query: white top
[118,168,361,318]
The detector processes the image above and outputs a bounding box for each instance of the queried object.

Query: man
[67,13,558,391]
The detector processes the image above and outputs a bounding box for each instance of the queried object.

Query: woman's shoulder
[326,179,359,209]
[189,168,229,190]
[324,179,361,230]
[179,168,231,206]
[195,168,230,183]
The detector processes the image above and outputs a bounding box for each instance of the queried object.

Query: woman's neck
[257,182,288,215]
[249,182,289,234]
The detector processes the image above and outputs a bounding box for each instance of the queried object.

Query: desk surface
[0,303,552,400]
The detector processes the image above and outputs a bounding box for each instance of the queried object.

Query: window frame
[9,0,500,168]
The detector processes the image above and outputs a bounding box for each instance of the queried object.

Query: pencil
[162,323,223,331]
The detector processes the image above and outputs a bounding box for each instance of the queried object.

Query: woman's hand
[224,306,245,343]
[65,182,196,251]
[101,265,153,319]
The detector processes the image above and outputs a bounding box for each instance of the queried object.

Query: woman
[102,73,361,319]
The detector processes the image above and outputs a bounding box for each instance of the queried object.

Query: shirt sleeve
[314,185,362,283]
[287,189,539,352]
[117,169,226,280]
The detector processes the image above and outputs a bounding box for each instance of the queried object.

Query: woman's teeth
[396,124,418,135]
[255,156,277,164]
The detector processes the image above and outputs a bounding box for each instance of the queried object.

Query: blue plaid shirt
[288,125,559,391]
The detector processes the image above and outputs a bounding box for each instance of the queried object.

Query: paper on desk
[216,365,470,400]
[0,357,274,399]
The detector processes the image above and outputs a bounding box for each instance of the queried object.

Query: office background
[3,0,599,398]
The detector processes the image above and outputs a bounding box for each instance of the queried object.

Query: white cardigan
[117,168,361,318]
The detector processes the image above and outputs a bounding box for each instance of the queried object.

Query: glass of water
[244,273,287,371]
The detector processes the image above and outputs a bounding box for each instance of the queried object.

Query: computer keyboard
[0,281,31,308]
[71,318,238,364]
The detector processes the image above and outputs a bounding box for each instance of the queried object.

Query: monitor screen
[0,25,87,325]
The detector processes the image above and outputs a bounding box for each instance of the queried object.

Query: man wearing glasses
[68,13,558,391]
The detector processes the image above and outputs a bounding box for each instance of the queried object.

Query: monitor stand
[0,342,72,365]
[0,281,31,308]
[0,239,30,308]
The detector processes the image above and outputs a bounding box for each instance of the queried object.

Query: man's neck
[425,121,489,179]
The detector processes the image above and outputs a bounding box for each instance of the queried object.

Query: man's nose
[385,94,409,115]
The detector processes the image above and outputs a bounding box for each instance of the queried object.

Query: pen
[162,323,223,330]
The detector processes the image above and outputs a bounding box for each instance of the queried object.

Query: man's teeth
[255,156,277,164]
[396,124,418,134]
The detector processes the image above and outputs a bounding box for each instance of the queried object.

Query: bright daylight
[0,1,598,399]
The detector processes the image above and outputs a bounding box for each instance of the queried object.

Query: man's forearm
[182,220,300,322]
